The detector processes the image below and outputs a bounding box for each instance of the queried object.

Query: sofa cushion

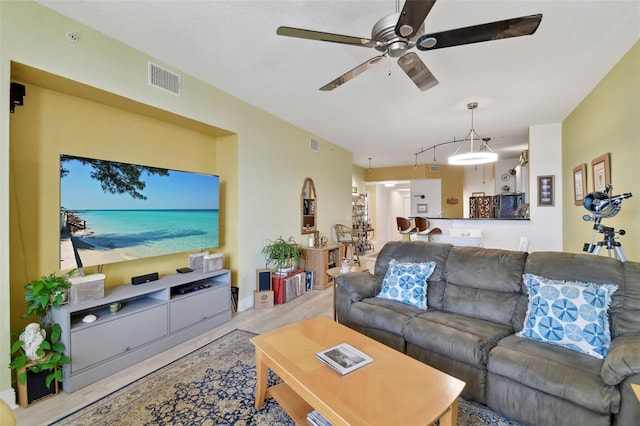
[600,333,640,385]
[348,297,425,337]
[443,247,526,326]
[377,259,436,310]
[404,311,513,368]
[374,241,452,310]
[488,334,620,414]
[519,273,617,359]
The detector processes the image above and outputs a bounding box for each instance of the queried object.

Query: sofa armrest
[336,272,381,303]
[601,333,640,385]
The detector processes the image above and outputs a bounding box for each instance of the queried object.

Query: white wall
[429,123,563,252]
[528,123,563,251]
[410,179,441,217]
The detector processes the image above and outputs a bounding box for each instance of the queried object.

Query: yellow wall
[562,41,640,260]
[1,1,352,400]
[364,164,465,218]
[9,80,234,332]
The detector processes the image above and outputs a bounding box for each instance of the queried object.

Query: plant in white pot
[261,236,302,275]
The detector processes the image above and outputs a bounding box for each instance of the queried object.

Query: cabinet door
[70,304,168,372]
[170,285,228,333]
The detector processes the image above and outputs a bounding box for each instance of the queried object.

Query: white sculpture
[19,323,46,361]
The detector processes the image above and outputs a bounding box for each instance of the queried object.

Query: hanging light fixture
[448,102,497,166]
[368,157,373,171]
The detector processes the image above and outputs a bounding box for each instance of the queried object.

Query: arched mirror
[301,177,316,234]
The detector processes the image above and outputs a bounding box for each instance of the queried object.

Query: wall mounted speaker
[10,82,25,113]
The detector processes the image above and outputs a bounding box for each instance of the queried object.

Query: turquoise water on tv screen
[74,209,219,259]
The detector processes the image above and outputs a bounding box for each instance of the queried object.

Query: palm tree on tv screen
[60,155,169,200]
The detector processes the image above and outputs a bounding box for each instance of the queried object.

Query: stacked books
[315,343,373,375]
[283,271,306,302]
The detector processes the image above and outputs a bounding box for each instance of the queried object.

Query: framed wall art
[417,203,428,214]
[591,153,610,192]
[537,175,554,206]
[572,163,587,206]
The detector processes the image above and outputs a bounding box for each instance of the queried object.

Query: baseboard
[0,386,17,409]
[237,295,254,312]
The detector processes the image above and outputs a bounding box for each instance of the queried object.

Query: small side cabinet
[302,244,345,290]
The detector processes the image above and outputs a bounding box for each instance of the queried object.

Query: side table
[327,266,369,320]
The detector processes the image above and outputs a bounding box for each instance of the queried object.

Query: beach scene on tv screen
[60,155,219,270]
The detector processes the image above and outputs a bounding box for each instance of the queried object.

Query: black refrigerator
[497,193,525,218]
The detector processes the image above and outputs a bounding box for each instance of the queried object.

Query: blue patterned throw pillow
[518,273,618,359]
[377,259,436,310]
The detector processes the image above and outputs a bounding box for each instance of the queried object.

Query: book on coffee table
[315,343,373,375]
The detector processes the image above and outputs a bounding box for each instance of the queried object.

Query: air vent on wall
[430,165,440,172]
[309,138,319,152]
[148,62,181,96]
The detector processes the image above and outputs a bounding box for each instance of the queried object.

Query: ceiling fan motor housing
[372,12,424,57]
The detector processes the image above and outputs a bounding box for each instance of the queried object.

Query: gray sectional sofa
[335,241,640,426]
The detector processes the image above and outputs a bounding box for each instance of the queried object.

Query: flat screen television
[60,154,219,270]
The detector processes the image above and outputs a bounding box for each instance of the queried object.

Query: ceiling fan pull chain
[388,55,392,76]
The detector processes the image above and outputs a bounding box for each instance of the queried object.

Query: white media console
[50,269,231,392]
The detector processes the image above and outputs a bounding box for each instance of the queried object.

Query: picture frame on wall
[417,204,428,214]
[572,164,587,206]
[591,153,611,192]
[537,175,554,206]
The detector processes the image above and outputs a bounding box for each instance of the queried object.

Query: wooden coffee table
[251,317,465,425]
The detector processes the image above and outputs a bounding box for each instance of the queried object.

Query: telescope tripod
[583,222,627,262]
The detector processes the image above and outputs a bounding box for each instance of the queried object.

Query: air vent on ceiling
[309,138,319,152]
[148,62,181,96]
[430,165,440,172]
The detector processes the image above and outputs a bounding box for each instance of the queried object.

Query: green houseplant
[9,272,74,389]
[261,236,302,274]
[23,272,72,322]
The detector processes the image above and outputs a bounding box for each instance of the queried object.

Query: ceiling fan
[277,0,542,91]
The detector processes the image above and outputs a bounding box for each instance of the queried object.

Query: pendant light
[448,102,497,166]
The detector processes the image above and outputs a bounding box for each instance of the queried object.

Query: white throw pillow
[377,259,436,310]
[518,273,617,359]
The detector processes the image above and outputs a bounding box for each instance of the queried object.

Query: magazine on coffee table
[315,343,373,375]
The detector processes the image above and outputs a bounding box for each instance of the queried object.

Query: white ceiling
[36,1,639,168]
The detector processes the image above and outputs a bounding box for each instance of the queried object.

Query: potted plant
[22,272,73,324]
[9,322,69,388]
[261,236,302,274]
[9,272,74,406]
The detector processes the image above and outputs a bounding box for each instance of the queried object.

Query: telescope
[582,184,632,219]
[582,184,632,261]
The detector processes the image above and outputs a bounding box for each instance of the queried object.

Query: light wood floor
[15,287,334,426]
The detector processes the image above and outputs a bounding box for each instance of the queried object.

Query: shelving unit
[51,269,231,392]
[302,244,345,290]
[352,193,374,254]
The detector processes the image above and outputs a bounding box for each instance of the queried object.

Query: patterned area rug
[50,329,522,425]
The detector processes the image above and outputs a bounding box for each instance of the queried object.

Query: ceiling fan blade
[416,14,543,51]
[320,55,386,91]
[397,52,439,91]
[277,26,379,48]
[395,0,437,38]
